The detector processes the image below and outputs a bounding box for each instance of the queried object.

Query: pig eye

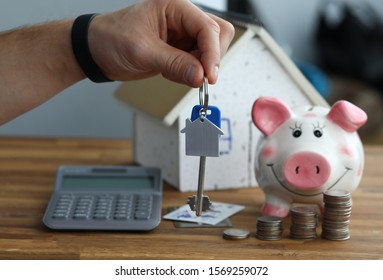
[313,129,323,137]
[290,123,302,138]
[293,129,302,138]
[312,122,325,138]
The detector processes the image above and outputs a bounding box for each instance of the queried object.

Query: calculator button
[76,202,92,207]
[95,202,111,208]
[117,201,131,206]
[114,213,132,220]
[52,212,69,219]
[114,209,132,215]
[116,203,131,209]
[73,213,89,219]
[76,202,91,207]
[58,196,72,201]
[53,208,69,214]
[56,196,73,205]
[52,195,73,219]
[94,209,108,214]
[133,195,153,220]
[92,195,113,220]
[94,211,110,219]
[56,202,72,207]
[113,195,134,220]
[134,210,151,220]
[71,196,94,220]
[93,213,108,220]
[58,194,74,200]
[95,205,109,210]
[54,206,70,211]
[136,205,151,211]
[76,204,91,209]
[74,210,89,215]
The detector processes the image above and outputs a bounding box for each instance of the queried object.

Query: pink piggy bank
[251,97,368,217]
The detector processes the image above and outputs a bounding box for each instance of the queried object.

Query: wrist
[71,14,113,83]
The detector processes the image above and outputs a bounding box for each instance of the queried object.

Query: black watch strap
[71,14,113,83]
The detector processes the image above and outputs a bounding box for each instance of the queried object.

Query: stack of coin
[255,216,284,240]
[322,189,352,241]
[289,206,318,240]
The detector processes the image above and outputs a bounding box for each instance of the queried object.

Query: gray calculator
[43,165,162,231]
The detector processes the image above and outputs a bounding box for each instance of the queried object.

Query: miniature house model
[114,22,328,192]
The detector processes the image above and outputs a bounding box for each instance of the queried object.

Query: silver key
[187,156,211,216]
[182,77,222,216]
[186,79,212,216]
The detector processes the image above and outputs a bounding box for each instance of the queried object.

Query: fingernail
[213,65,219,81]
[184,65,196,85]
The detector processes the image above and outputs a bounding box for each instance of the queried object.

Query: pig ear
[252,97,293,136]
[327,100,368,133]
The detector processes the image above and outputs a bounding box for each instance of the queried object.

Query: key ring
[199,77,209,117]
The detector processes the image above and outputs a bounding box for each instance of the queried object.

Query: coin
[257,216,282,223]
[223,228,250,240]
[323,189,350,199]
[289,206,318,240]
[256,216,284,241]
[322,189,352,241]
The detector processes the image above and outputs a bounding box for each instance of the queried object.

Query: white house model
[114,21,328,192]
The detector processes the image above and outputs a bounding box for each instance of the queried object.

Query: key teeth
[202,196,212,211]
[187,195,211,212]
[187,196,196,211]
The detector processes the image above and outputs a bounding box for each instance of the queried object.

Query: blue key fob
[190,105,221,128]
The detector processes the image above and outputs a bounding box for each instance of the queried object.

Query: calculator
[43,165,162,231]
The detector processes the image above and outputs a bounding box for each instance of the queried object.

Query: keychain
[181,77,224,216]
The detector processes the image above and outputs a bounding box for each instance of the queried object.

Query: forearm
[0,20,85,125]
[0,0,234,126]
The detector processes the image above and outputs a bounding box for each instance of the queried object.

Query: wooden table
[0,137,382,260]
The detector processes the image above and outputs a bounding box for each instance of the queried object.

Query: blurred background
[228,0,383,145]
[1,0,383,144]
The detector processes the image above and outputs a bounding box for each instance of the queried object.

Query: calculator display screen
[61,176,155,191]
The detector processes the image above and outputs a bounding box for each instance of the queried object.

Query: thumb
[151,42,205,88]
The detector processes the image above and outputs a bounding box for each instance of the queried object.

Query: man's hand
[89,0,235,87]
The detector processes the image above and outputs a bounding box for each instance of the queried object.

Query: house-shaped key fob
[181,117,224,157]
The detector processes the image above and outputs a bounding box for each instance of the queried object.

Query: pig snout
[283,152,331,190]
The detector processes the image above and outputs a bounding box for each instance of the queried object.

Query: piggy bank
[251,97,368,217]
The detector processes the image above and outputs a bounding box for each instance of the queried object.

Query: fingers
[198,13,235,85]
[172,2,235,85]
[208,13,236,61]
[192,14,222,84]
[147,1,234,88]
[148,39,205,87]
[88,0,235,88]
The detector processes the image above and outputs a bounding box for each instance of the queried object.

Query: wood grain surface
[0,137,382,260]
